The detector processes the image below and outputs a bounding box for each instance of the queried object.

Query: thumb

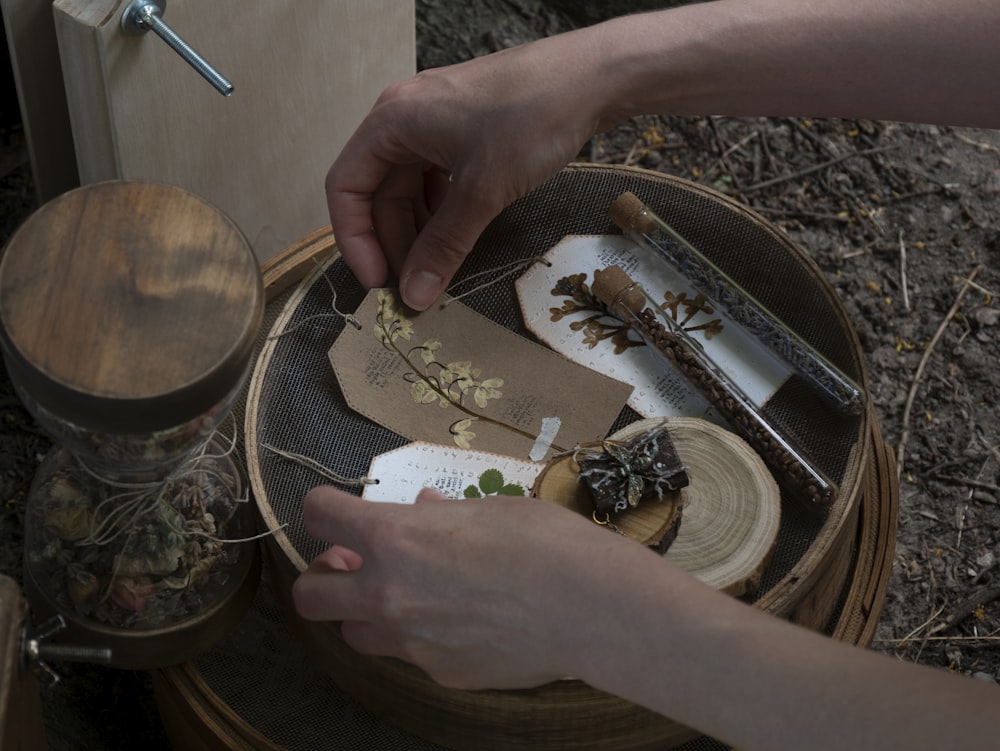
[308,544,364,573]
[398,188,504,311]
[414,487,449,503]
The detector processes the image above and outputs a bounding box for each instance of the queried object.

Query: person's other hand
[326,34,605,310]
[291,485,633,689]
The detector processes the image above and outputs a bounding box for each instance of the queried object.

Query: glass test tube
[609,192,865,416]
[592,265,837,511]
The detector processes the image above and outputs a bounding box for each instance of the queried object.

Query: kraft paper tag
[329,289,633,460]
[362,442,543,503]
[515,235,792,420]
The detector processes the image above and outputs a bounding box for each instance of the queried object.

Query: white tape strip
[529,416,562,461]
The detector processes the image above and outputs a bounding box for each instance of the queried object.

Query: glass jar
[24,433,251,629]
[0,180,264,668]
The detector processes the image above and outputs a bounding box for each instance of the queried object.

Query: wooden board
[0,0,79,202]
[0,575,46,751]
[50,0,414,261]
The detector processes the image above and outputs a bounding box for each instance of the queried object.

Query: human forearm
[325,0,999,308]
[294,489,999,749]
[567,550,999,751]
[583,0,1000,129]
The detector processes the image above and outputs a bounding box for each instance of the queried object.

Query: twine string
[442,256,551,307]
[74,417,278,552]
[271,255,550,339]
[268,258,361,339]
[261,443,378,486]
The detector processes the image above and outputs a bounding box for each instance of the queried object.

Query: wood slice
[537,418,780,597]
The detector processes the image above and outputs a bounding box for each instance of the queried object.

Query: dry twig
[898,229,910,311]
[954,132,1000,155]
[896,265,984,479]
[592,138,685,165]
[934,475,1000,501]
[929,585,1000,636]
[875,635,1000,645]
[742,145,898,194]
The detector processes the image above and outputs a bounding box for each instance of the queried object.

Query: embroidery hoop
[155,165,898,751]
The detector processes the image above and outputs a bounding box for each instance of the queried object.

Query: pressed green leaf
[499,484,525,496]
[478,468,504,494]
[463,485,482,498]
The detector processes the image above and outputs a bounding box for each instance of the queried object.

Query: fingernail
[416,486,448,503]
[403,270,443,310]
[309,555,351,574]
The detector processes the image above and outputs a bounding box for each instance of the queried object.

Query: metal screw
[25,638,114,665]
[20,615,113,688]
[121,0,234,96]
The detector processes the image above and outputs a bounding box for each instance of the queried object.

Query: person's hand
[291,485,644,690]
[326,32,609,310]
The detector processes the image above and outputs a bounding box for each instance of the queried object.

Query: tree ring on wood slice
[534,417,780,597]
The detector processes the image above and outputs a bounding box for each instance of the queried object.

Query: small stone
[973,306,1000,327]
[981,169,1000,195]
[945,645,963,666]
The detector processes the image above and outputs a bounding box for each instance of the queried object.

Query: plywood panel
[0,0,80,202]
[53,0,415,260]
[0,576,46,751]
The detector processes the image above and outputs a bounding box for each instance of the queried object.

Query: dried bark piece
[576,427,689,515]
[534,417,781,597]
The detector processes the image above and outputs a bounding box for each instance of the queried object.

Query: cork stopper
[609,191,657,236]
[592,265,645,317]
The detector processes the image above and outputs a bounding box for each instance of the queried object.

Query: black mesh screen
[253,165,865,580]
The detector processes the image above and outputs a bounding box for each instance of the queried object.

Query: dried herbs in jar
[0,181,264,668]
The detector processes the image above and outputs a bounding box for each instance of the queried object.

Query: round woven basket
[155,165,898,751]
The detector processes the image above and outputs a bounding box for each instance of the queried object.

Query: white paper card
[362,442,544,503]
[516,235,793,419]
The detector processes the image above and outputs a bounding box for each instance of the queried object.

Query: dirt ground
[2,1,999,748]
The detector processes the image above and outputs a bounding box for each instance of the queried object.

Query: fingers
[301,485,368,544]
[325,78,453,294]
[307,545,363,573]
[327,141,492,311]
[369,162,455,283]
[397,186,506,310]
[338,621,463,686]
[372,173,421,281]
[325,147,394,289]
[294,544,366,619]
[414,487,448,504]
[293,565,357,621]
[294,488,365,621]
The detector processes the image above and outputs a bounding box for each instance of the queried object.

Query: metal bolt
[20,615,113,688]
[121,0,234,96]
[25,638,113,665]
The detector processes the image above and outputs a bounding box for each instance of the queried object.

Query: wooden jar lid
[0,181,263,433]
